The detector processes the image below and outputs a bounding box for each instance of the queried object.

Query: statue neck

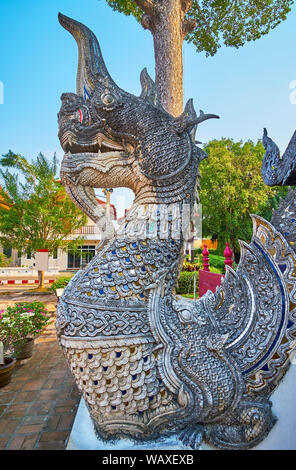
[132,158,199,207]
[116,199,193,246]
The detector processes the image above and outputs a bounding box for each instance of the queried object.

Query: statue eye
[180,310,192,322]
[102,93,115,106]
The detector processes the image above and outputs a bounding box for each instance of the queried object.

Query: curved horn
[139,68,165,111]
[58,13,116,99]
[174,101,220,136]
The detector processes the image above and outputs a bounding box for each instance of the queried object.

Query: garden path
[0,290,81,450]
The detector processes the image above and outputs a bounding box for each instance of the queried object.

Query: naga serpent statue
[56,13,296,450]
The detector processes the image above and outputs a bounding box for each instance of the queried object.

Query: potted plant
[50,276,72,298]
[0,340,16,388]
[0,309,16,387]
[0,301,50,362]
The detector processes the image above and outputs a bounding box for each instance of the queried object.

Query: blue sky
[0,0,296,211]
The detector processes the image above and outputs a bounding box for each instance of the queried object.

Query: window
[52,247,58,259]
[67,245,96,269]
[3,247,12,258]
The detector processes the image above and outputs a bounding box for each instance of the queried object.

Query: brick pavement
[0,317,81,450]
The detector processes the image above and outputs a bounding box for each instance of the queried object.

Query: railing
[73,226,96,235]
[199,243,233,298]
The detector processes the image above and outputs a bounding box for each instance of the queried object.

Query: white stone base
[67,362,296,450]
[66,398,191,450]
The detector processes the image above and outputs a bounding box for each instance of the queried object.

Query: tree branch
[133,0,156,15]
[181,0,193,15]
[141,13,154,31]
[133,0,158,32]
[182,17,197,37]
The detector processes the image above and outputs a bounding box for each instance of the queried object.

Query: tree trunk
[153,1,184,116]
[137,0,195,117]
[38,270,45,289]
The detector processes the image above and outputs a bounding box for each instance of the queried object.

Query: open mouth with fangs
[59,126,135,200]
[60,130,127,155]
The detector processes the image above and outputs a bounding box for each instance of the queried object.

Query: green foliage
[176,271,198,294]
[182,260,197,272]
[50,276,73,291]
[0,302,50,357]
[186,0,293,56]
[0,151,88,257]
[106,0,142,21]
[209,254,225,272]
[209,266,225,274]
[0,252,11,267]
[199,138,276,258]
[105,0,292,56]
[257,186,292,221]
[194,248,217,256]
[182,254,202,272]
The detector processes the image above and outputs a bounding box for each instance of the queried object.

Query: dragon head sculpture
[57,13,219,223]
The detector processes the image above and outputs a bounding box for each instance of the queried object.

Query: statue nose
[60,92,71,101]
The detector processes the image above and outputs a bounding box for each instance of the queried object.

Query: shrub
[176,271,198,294]
[0,252,11,267]
[194,252,236,272]
[192,251,226,273]
[0,301,50,357]
[182,260,197,272]
[208,254,225,272]
[193,248,216,257]
[182,254,202,272]
[50,276,72,291]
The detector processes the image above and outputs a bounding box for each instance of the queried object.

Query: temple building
[0,188,116,271]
